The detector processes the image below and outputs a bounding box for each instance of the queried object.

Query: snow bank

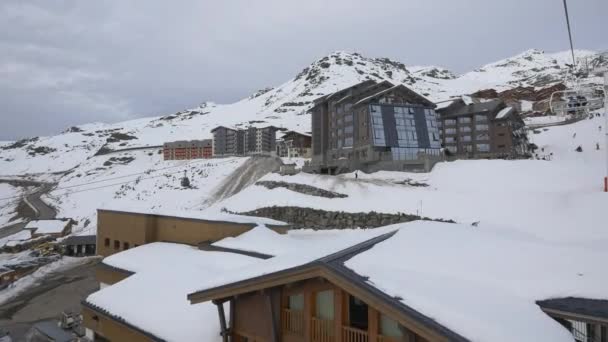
[346,221,608,342]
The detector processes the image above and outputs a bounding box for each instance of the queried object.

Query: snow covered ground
[43,153,249,235]
[208,114,608,246]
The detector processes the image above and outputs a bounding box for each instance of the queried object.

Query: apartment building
[244,126,279,155]
[277,131,312,158]
[436,99,529,158]
[211,126,244,156]
[162,139,212,160]
[212,126,278,157]
[307,80,442,174]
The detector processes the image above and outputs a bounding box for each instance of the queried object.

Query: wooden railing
[311,317,334,342]
[342,326,368,342]
[281,309,304,335]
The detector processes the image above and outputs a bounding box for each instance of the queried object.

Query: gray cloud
[1,0,606,140]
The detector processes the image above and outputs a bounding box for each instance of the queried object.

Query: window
[462,144,473,153]
[476,133,490,141]
[348,295,368,330]
[476,124,489,131]
[371,105,380,113]
[460,135,471,142]
[444,128,457,135]
[345,125,353,134]
[497,144,506,148]
[475,114,488,122]
[444,119,456,126]
[344,113,353,123]
[496,122,507,127]
[344,137,353,147]
[288,294,304,311]
[408,107,416,114]
[114,240,120,250]
[104,238,110,247]
[498,133,506,137]
[380,315,403,338]
[315,290,334,320]
[432,132,439,141]
[477,143,490,152]
[445,136,456,143]
[460,126,471,133]
[458,117,471,124]
[123,242,130,250]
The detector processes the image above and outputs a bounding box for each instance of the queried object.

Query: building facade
[163,139,213,160]
[436,99,529,158]
[277,131,312,158]
[212,126,278,157]
[307,81,442,174]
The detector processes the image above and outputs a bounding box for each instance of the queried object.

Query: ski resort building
[436,99,529,158]
[95,208,289,258]
[277,131,312,158]
[82,222,608,342]
[307,80,442,175]
[23,219,73,238]
[212,126,278,157]
[162,139,212,160]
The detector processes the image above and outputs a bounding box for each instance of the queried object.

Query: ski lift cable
[0,158,238,202]
[562,0,576,67]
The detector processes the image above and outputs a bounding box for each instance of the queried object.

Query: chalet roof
[334,80,394,105]
[187,221,608,342]
[280,130,311,139]
[495,106,515,120]
[324,80,377,102]
[438,99,504,118]
[537,297,608,322]
[353,84,435,107]
[187,228,468,342]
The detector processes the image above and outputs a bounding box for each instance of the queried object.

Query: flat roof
[97,208,289,227]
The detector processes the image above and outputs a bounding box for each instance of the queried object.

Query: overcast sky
[0,0,606,140]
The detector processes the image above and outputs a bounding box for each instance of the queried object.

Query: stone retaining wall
[256,181,347,198]
[228,206,454,229]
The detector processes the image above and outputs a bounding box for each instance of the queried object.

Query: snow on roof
[24,220,70,234]
[87,242,259,341]
[345,221,608,342]
[495,106,515,119]
[0,230,32,247]
[192,226,396,293]
[98,206,288,226]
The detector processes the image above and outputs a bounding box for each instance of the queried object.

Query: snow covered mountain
[0,48,606,234]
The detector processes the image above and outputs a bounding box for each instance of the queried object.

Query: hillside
[0,48,606,235]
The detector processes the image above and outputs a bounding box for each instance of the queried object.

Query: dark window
[104,238,110,247]
[123,242,130,250]
[114,240,120,250]
[498,144,506,148]
[348,295,368,330]
[498,133,506,137]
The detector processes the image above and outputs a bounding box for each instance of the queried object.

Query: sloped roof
[537,297,608,322]
[438,99,504,118]
[354,84,435,107]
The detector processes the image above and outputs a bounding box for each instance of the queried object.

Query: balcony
[311,317,334,342]
[282,309,304,336]
[342,326,368,342]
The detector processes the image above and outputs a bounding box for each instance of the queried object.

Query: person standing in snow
[355,171,358,180]
[573,132,577,139]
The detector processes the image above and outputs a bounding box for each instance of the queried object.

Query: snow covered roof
[98,207,289,226]
[24,219,70,234]
[495,106,515,120]
[85,242,259,341]
[187,221,608,342]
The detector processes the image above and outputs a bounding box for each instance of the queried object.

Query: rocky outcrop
[229,206,454,229]
[256,181,347,198]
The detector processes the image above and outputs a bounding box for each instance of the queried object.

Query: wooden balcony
[311,317,334,342]
[342,326,368,342]
[281,309,304,335]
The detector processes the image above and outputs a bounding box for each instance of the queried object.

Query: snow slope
[1,48,606,233]
[209,114,607,245]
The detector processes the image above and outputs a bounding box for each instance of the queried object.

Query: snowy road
[0,181,57,239]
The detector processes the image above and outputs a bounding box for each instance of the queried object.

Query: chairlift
[549,81,606,117]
